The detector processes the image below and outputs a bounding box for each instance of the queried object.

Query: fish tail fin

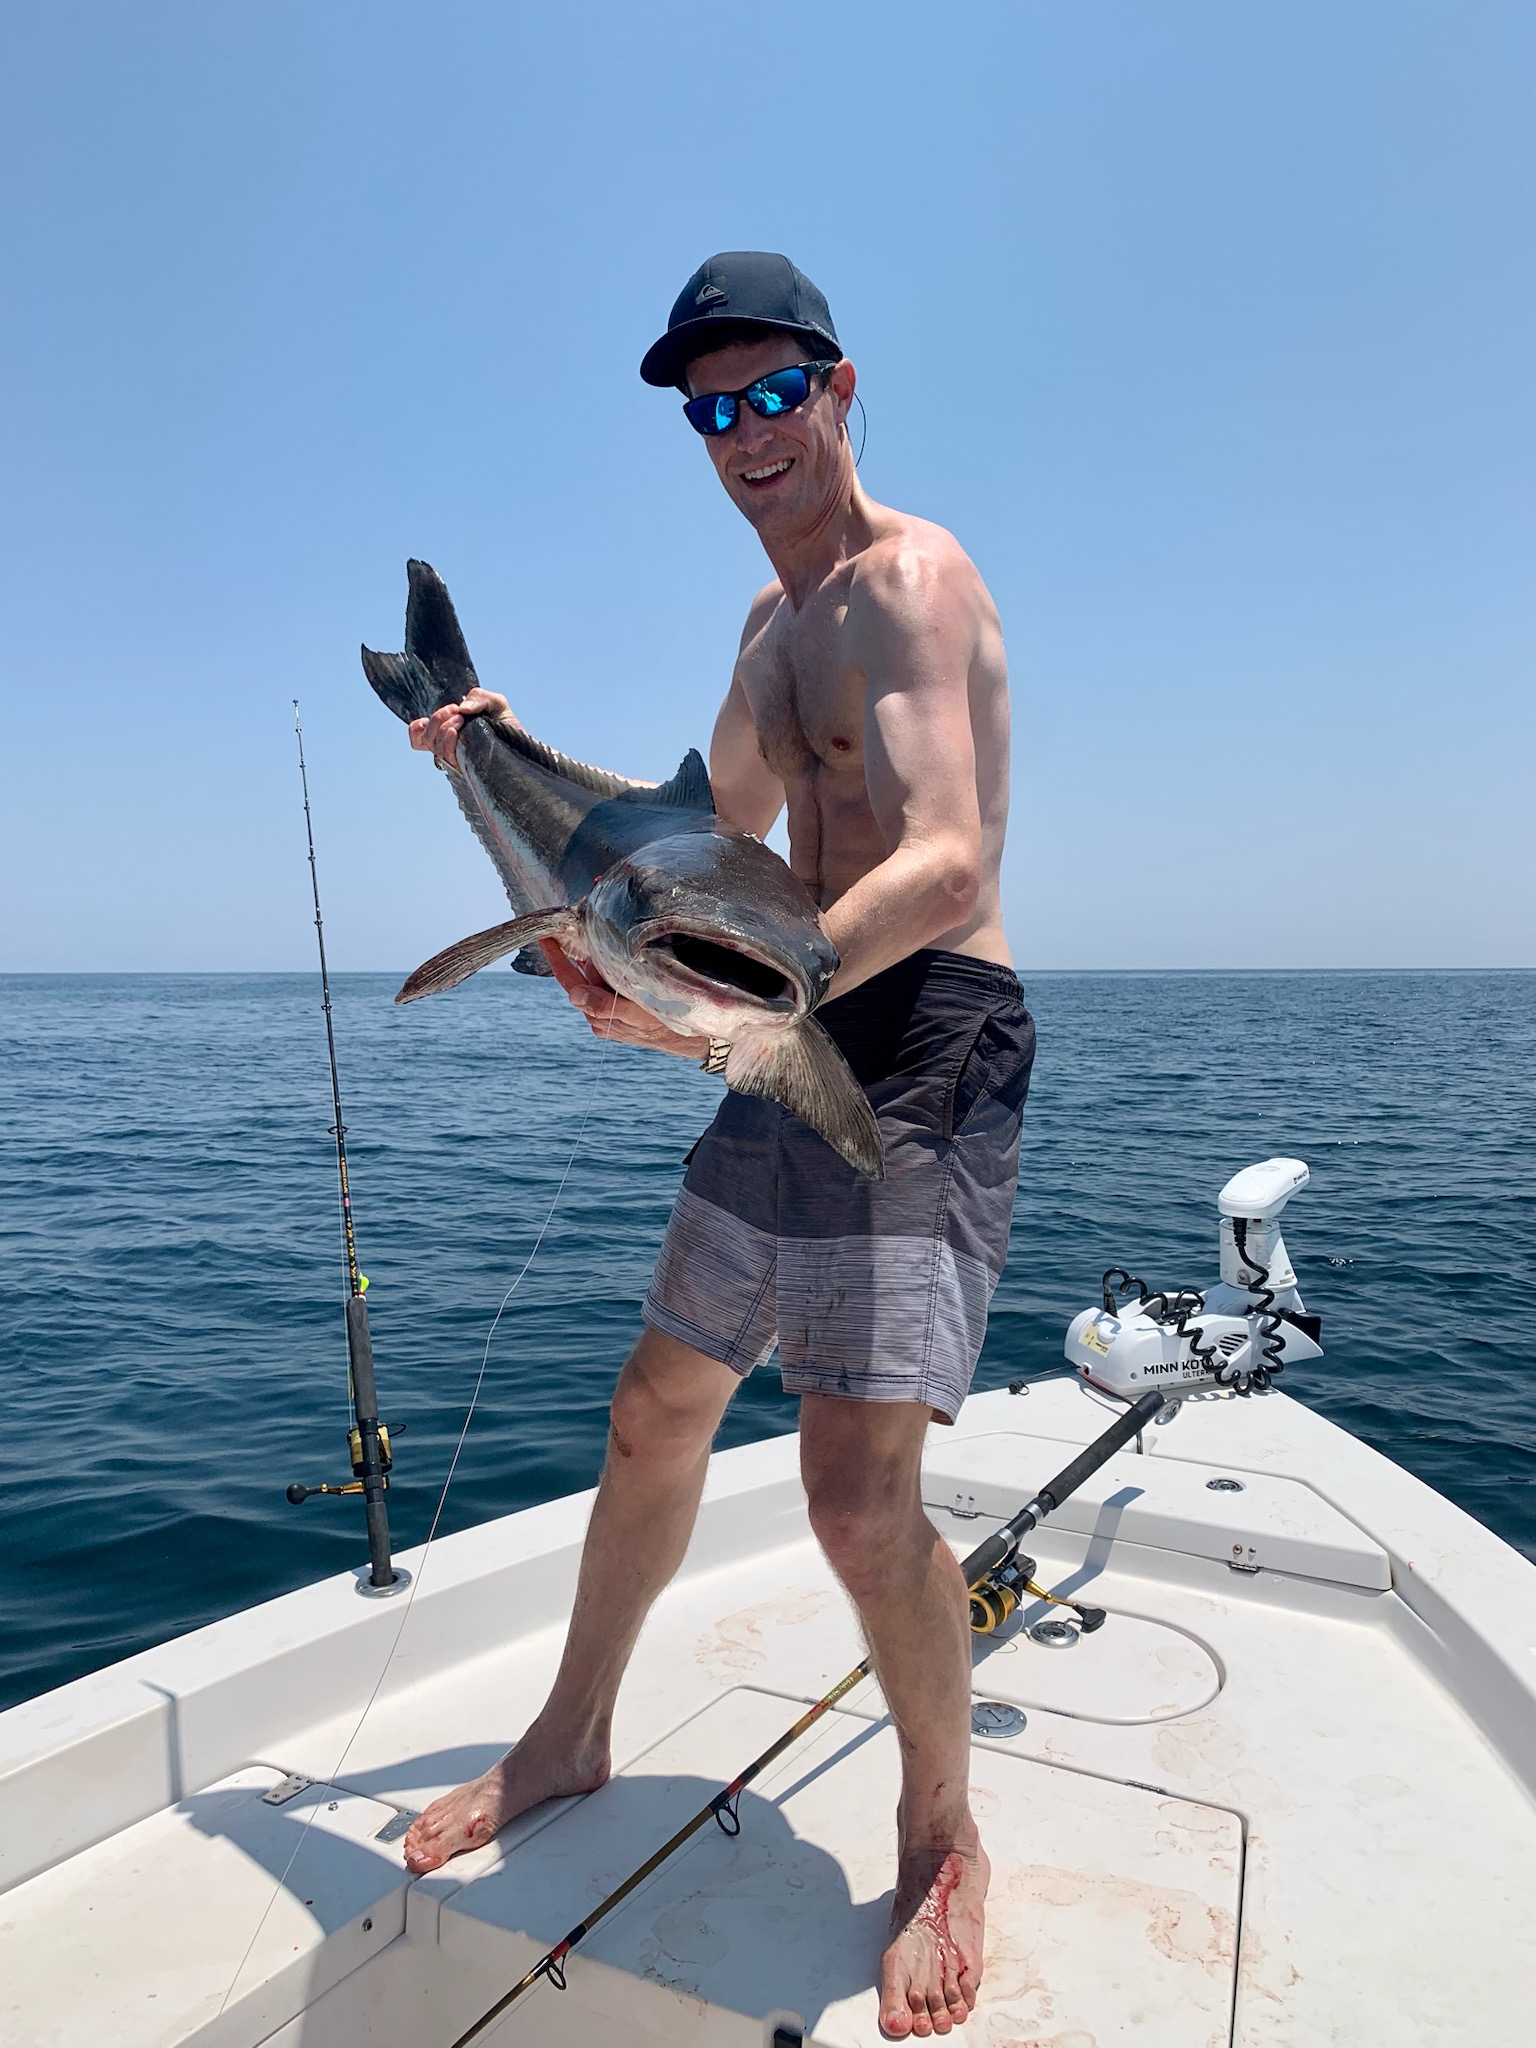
[362,560,481,723]
[396,908,580,1003]
[361,645,440,723]
[725,1020,885,1180]
[404,559,479,697]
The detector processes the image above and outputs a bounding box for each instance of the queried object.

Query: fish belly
[456,754,572,915]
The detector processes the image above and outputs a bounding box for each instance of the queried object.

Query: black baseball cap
[640,251,841,392]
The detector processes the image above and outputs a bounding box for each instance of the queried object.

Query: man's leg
[800,1394,985,2041]
[403,1328,740,1873]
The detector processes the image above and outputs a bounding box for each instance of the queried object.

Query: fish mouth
[636,924,804,1010]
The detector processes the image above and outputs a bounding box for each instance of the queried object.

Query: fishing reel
[968,1552,1107,1637]
[1065,1157,1325,1399]
[286,1421,400,1505]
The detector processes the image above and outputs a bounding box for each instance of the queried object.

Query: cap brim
[640,315,840,391]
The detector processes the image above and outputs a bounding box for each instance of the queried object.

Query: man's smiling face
[684,333,855,541]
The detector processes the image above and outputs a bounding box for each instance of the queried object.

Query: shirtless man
[402,253,1034,2041]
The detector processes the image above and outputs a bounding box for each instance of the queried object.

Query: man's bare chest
[738,600,867,782]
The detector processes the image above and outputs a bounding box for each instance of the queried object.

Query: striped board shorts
[642,950,1035,1422]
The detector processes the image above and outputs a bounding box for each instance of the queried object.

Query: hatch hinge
[261,1773,315,1806]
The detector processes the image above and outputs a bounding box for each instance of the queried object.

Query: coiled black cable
[1104,1274,1229,1387]
[1102,1232,1286,1396]
[1142,1287,1226,1383]
[1231,1218,1286,1389]
[1101,1267,1151,1314]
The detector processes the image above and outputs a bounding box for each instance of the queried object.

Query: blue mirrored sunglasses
[682,360,840,438]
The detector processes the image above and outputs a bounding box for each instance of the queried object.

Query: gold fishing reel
[349,1422,394,1477]
[968,1555,1108,1636]
[968,1555,1034,1636]
[286,1422,401,1504]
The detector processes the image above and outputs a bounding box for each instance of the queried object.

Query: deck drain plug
[1206,1476,1245,1492]
[1028,1617,1080,1649]
[971,1701,1027,1738]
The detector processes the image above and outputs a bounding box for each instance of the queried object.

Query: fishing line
[217,978,618,2018]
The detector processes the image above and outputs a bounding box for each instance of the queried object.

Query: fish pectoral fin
[395,909,580,1004]
[725,1021,885,1181]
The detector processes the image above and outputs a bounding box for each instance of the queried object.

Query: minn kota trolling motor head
[1064,1157,1325,1399]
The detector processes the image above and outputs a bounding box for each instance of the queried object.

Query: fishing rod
[450,1388,1165,2046]
[285,701,405,1597]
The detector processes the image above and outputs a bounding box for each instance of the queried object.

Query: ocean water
[1,970,1531,1714]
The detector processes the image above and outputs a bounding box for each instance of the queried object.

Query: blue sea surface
[2,970,1532,1713]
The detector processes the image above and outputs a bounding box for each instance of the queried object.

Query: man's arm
[821,545,984,996]
[709,585,786,836]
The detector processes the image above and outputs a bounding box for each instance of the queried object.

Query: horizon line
[3,965,1533,980]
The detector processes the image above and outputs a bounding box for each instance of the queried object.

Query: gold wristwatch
[701,1039,731,1075]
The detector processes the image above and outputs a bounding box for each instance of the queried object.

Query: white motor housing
[1217,1156,1308,1295]
[1065,1157,1324,1398]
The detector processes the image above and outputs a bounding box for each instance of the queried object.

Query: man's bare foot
[878,1839,990,2038]
[402,1716,609,1874]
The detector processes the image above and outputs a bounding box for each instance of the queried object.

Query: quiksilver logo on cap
[695,283,728,307]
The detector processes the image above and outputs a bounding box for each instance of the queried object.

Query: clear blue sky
[3,2,1531,971]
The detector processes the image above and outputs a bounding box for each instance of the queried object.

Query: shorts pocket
[947,1006,1037,1139]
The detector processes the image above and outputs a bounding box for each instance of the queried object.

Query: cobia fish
[362,560,883,1179]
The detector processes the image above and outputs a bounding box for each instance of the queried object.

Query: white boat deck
[4,1377,1535,2047]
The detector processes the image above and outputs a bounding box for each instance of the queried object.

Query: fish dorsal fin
[646,747,715,814]
[405,559,479,697]
[492,722,642,801]
[487,727,714,813]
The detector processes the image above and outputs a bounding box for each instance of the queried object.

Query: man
[402,253,1033,2042]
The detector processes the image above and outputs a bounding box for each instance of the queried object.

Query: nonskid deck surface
[437,1687,1244,2046]
[3,1382,1536,2047]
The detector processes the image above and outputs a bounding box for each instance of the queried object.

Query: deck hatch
[924,1432,1392,1589]
[0,1765,409,2048]
[440,1684,1243,2046]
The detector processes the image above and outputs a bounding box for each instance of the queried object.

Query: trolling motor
[970,1161,1323,1644]
[1065,1156,1325,1400]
